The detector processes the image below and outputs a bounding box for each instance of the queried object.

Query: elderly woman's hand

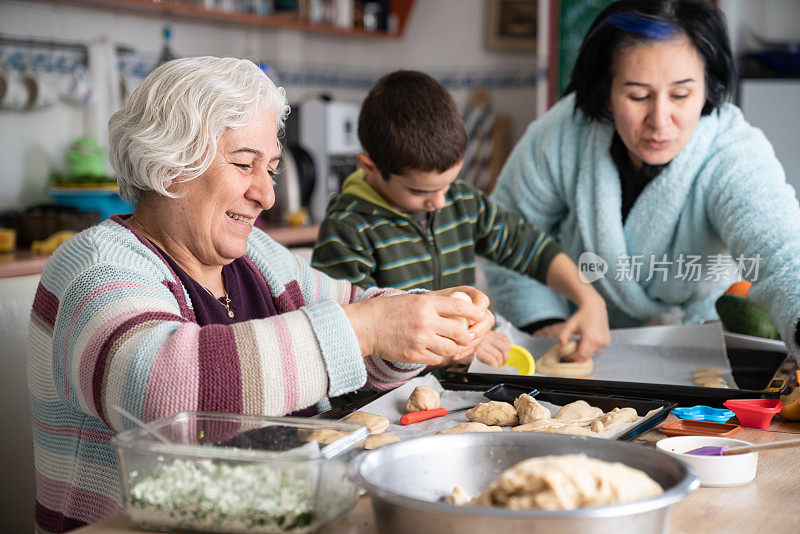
[344,286,494,366]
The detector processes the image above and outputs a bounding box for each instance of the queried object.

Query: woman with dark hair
[484,0,800,361]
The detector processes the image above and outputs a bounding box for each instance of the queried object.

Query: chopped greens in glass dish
[128,459,317,533]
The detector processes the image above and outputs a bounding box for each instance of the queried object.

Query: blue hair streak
[587,11,678,41]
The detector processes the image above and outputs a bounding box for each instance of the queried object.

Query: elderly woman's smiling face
[166,111,280,267]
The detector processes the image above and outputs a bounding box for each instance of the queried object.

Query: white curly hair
[109,56,290,202]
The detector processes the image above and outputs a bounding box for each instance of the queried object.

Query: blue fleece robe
[485,94,800,359]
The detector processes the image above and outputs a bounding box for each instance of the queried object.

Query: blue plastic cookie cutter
[671,405,735,423]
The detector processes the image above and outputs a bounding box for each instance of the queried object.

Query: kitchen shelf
[45,0,416,40]
[0,223,320,278]
[0,250,51,279]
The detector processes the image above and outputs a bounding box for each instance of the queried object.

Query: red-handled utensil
[400,407,449,425]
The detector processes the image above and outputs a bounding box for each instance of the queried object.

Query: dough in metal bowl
[450,453,663,510]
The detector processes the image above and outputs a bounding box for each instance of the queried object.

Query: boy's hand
[557,295,610,361]
[474,330,511,368]
[532,322,568,339]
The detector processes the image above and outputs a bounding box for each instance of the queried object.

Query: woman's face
[167,111,280,266]
[608,35,707,171]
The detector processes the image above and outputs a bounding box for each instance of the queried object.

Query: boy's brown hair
[358,70,466,180]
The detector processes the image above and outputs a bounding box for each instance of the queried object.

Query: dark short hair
[358,70,466,179]
[565,0,736,121]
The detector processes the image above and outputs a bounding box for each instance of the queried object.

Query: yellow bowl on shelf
[503,345,535,375]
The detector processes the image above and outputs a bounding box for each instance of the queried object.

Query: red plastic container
[723,398,784,429]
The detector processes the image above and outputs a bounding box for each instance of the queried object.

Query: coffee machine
[284,98,362,222]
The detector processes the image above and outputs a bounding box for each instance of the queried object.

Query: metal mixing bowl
[350,432,698,534]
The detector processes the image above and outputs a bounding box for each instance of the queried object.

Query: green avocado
[715,293,780,339]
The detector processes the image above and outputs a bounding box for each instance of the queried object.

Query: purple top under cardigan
[149,238,319,417]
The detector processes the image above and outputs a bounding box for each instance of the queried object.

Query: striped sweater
[311,170,563,290]
[27,215,423,533]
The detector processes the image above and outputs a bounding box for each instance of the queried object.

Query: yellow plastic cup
[503,345,535,375]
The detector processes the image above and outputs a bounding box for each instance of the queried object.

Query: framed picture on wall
[485,0,538,53]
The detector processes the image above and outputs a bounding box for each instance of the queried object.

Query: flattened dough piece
[406,385,441,412]
[591,407,638,433]
[538,424,597,437]
[468,453,663,510]
[693,367,729,388]
[512,419,568,432]
[301,428,348,445]
[555,400,603,425]
[514,394,552,424]
[363,434,400,450]
[345,411,390,434]
[438,422,503,434]
[466,401,519,427]
[536,340,594,378]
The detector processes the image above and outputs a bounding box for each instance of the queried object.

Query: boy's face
[365,158,464,213]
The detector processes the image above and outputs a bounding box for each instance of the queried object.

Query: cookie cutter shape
[671,405,734,423]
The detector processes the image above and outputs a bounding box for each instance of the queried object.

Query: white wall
[719,0,800,199]
[0,274,42,532]
[0,0,538,210]
[720,0,800,54]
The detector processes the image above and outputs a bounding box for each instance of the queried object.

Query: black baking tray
[317,381,676,442]
[445,347,793,408]
[440,381,676,442]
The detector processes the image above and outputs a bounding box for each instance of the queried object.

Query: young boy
[311,70,608,365]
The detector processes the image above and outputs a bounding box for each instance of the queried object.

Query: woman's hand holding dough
[343,286,492,366]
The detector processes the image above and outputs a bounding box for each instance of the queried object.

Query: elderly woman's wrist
[342,301,374,357]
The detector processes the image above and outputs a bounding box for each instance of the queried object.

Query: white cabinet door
[740,78,800,197]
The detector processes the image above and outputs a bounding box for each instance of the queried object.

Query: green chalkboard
[557,0,614,96]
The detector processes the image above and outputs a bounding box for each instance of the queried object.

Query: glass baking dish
[111,411,369,533]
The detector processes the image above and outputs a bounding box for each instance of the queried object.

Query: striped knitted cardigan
[27,215,424,533]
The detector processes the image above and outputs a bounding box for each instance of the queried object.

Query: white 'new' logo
[578,252,608,283]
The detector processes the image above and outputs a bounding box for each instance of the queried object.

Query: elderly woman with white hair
[27,56,493,532]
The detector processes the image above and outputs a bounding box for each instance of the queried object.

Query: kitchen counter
[0,223,320,278]
[76,415,800,534]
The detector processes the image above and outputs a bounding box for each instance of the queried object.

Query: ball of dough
[406,385,441,413]
[438,422,503,434]
[345,411,390,434]
[514,394,552,424]
[363,434,400,450]
[449,291,472,328]
[466,401,519,426]
[555,400,603,425]
[536,340,593,378]
[590,407,638,433]
[449,291,473,303]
